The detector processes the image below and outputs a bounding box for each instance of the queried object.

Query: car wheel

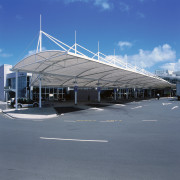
[18,104,22,108]
[33,103,38,107]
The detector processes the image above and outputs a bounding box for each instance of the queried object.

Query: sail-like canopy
[12,50,172,89]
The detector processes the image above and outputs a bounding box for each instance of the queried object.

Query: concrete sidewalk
[2,107,58,119]
[1,101,92,119]
[1,101,111,119]
[1,98,161,119]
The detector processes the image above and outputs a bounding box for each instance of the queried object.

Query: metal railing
[36,31,162,80]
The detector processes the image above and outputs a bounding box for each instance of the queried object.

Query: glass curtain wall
[33,87,64,101]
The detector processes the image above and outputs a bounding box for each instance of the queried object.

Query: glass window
[50,88,53,93]
[54,94,57,99]
[45,94,49,100]
[54,88,57,93]
[42,88,45,93]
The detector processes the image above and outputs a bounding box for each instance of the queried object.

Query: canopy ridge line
[13,25,174,89]
[37,30,158,78]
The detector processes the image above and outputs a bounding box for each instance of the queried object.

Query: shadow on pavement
[54,107,84,115]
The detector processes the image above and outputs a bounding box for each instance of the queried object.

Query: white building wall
[0,64,12,101]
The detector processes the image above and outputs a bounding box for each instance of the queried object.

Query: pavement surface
[0,97,180,180]
[2,107,58,119]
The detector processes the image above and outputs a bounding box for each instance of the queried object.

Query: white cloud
[137,12,145,18]
[94,0,111,10]
[161,59,180,71]
[63,0,112,10]
[26,47,46,57]
[107,44,176,69]
[0,49,12,58]
[27,49,37,56]
[119,2,130,12]
[118,41,132,50]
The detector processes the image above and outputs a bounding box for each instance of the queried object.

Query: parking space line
[90,107,104,111]
[172,106,178,110]
[115,104,126,106]
[100,120,122,123]
[40,137,108,143]
[131,106,142,109]
[64,120,76,123]
[162,103,172,106]
[76,120,96,122]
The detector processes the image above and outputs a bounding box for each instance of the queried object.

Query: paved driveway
[0,97,180,180]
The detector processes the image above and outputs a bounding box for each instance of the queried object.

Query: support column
[5,92,8,102]
[134,88,137,99]
[30,86,33,100]
[114,88,117,101]
[138,89,140,98]
[170,88,172,97]
[142,89,145,98]
[97,87,101,103]
[74,85,78,105]
[15,71,18,110]
[118,88,121,99]
[126,88,129,99]
[39,75,42,108]
[149,89,152,98]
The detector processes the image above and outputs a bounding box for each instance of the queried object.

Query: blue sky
[0,0,180,73]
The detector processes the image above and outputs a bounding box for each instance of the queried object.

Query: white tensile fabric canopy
[12,50,172,89]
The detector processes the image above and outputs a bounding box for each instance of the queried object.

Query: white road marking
[142,120,157,122]
[90,107,104,111]
[172,106,179,110]
[40,137,108,143]
[76,120,96,122]
[115,104,126,106]
[162,103,172,106]
[130,101,140,104]
[131,106,142,109]
[100,120,122,123]
[64,120,76,123]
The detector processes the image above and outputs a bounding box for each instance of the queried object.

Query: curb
[2,111,14,119]
[2,111,58,119]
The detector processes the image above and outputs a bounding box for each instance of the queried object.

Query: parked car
[10,98,39,108]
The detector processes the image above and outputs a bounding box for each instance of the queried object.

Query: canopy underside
[13,50,172,89]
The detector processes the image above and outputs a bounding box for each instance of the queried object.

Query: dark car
[10,98,39,108]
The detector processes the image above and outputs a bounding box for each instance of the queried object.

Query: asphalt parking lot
[0,97,180,180]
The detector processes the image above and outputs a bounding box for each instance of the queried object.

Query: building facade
[155,70,179,96]
[155,70,180,84]
[1,64,171,102]
[0,64,12,101]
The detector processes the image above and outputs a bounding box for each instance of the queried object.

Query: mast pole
[75,30,77,54]
[40,14,42,52]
